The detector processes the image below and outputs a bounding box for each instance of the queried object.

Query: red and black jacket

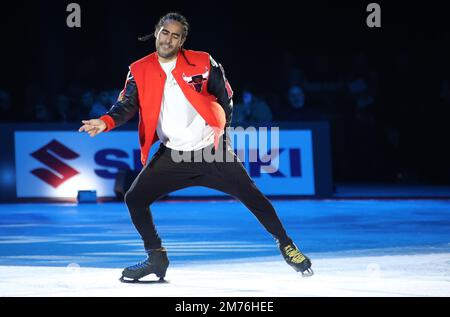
[100,49,234,165]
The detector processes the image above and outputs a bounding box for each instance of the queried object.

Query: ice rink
[1,199,449,297]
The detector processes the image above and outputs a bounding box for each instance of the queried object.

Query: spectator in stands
[232,89,273,127]
[89,90,110,118]
[346,52,378,112]
[54,94,71,122]
[0,90,14,122]
[77,90,95,120]
[108,89,121,105]
[33,95,52,122]
[280,52,349,117]
[278,85,321,121]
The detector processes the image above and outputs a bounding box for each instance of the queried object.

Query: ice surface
[1,200,449,297]
[1,252,449,297]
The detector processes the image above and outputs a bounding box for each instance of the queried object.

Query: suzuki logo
[30,140,80,188]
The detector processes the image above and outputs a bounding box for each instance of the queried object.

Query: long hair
[155,12,189,39]
[139,12,195,66]
[138,12,189,42]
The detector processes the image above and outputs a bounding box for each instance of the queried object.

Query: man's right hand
[78,119,107,137]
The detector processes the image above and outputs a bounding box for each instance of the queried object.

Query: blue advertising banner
[2,122,332,200]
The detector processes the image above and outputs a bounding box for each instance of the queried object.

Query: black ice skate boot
[279,242,314,277]
[120,248,169,283]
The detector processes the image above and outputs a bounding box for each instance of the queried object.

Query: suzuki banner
[11,124,331,199]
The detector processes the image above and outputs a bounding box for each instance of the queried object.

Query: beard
[156,42,180,59]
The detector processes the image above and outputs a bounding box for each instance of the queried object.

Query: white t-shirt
[156,59,215,151]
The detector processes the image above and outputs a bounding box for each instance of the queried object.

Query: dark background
[1,0,449,185]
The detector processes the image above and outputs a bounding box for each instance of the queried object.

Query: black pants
[124,139,292,251]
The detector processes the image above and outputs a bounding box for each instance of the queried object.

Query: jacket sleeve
[207,56,234,126]
[100,70,139,131]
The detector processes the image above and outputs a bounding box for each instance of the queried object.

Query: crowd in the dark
[232,49,450,185]
[0,86,122,123]
[1,47,449,186]
[1,1,449,185]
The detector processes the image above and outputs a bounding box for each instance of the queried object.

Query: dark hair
[155,12,189,39]
[157,12,195,66]
[138,12,195,66]
[138,12,189,42]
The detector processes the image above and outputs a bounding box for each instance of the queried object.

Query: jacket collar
[152,49,195,68]
[151,50,179,76]
[152,50,198,80]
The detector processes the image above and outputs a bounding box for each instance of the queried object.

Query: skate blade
[119,276,169,284]
[301,268,314,277]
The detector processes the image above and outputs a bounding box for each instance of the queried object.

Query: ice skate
[279,242,314,277]
[120,248,169,283]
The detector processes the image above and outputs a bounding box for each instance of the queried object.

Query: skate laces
[128,258,151,271]
[283,244,306,264]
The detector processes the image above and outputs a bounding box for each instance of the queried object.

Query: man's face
[155,20,185,60]
[97,91,110,105]
[243,91,253,105]
[81,91,94,108]
[288,86,305,109]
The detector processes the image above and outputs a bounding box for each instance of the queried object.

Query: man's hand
[78,119,107,137]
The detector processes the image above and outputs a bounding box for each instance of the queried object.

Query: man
[79,12,313,282]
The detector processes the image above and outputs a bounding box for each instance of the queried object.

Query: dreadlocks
[138,12,195,66]
[155,12,189,40]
